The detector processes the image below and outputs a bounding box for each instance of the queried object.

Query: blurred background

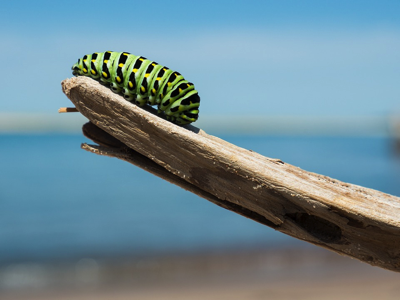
[1,0,400,299]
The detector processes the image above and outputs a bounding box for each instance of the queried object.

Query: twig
[61,76,400,272]
[58,107,78,113]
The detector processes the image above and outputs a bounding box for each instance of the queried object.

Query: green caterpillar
[72,51,200,125]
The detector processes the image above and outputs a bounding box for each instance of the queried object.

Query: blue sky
[1,0,399,117]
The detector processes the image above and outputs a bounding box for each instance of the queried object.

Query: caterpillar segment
[72,51,200,125]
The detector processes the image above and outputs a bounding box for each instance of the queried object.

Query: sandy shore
[1,246,399,300]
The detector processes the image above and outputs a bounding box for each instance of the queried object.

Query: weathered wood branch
[61,76,400,272]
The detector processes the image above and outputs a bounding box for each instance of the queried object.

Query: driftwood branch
[61,76,400,272]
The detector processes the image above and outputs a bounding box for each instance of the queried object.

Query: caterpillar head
[72,61,82,76]
[72,55,90,76]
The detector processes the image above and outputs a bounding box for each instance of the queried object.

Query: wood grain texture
[62,76,400,272]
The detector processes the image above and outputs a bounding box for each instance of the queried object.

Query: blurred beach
[1,247,399,300]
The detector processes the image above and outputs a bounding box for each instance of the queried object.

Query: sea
[1,134,399,265]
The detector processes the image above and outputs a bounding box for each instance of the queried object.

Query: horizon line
[0,113,398,137]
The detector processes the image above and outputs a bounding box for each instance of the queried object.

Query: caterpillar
[72,51,200,125]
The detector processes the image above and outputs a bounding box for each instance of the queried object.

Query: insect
[72,51,200,125]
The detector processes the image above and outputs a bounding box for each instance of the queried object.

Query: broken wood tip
[58,107,78,113]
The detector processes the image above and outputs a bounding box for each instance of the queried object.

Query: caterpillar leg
[122,88,136,102]
[110,82,122,94]
[135,95,149,107]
